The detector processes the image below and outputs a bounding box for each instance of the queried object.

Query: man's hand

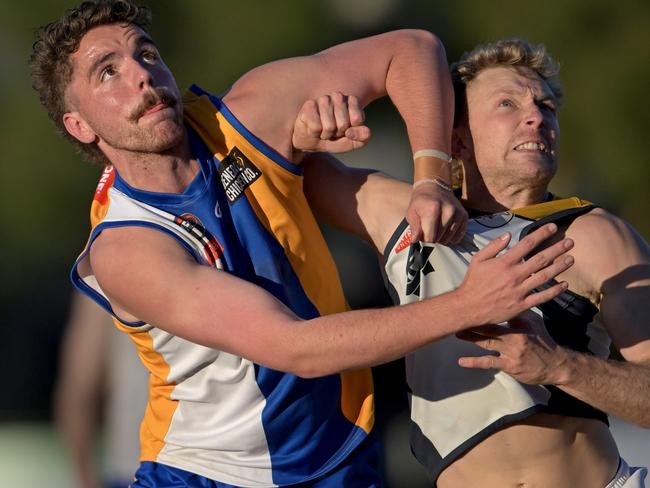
[407,180,468,244]
[457,223,575,327]
[455,310,570,385]
[292,92,371,154]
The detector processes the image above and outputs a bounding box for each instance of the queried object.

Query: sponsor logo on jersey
[395,228,413,253]
[218,147,261,203]
[94,165,115,205]
[175,213,225,269]
[405,242,435,297]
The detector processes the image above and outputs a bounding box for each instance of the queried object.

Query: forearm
[556,349,650,427]
[276,290,469,378]
[384,30,454,182]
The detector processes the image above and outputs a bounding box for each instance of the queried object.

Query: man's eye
[498,99,513,108]
[100,66,116,82]
[142,50,157,63]
[542,102,557,113]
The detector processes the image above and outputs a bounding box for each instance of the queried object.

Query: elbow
[282,352,331,379]
[392,29,446,56]
[274,343,335,379]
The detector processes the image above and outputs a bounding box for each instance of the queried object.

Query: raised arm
[223,29,466,242]
[89,223,574,378]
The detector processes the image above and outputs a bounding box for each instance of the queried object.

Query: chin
[146,123,186,152]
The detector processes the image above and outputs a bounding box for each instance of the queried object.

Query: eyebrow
[487,86,556,104]
[88,51,117,80]
[86,33,157,80]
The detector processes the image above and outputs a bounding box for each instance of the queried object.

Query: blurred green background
[1,0,648,485]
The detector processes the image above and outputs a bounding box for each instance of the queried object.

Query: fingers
[502,223,560,264]
[344,126,371,149]
[522,256,574,293]
[407,207,424,243]
[296,99,323,139]
[524,280,570,309]
[419,207,441,243]
[347,95,365,126]
[519,236,574,277]
[473,232,512,262]
[407,185,467,244]
[458,354,503,370]
[438,205,469,245]
[316,94,338,140]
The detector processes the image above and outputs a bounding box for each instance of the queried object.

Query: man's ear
[452,124,473,163]
[62,112,97,144]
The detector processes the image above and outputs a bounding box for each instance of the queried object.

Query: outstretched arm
[224,29,466,243]
[89,223,573,378]
[458,210,650,427]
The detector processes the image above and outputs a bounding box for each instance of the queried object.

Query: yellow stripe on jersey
[513,197,593,220]
[113,318,177,461]
[182,91,374,433]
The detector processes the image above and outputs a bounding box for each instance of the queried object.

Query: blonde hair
[450,38,563,125]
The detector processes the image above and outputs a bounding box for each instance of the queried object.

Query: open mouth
[514,141,552,154]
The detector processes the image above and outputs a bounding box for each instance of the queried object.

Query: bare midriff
[437,413,620,488]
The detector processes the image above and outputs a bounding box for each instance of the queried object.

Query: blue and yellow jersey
[71,85,374,486]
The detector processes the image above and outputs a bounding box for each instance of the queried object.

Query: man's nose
[128,57,154,90]
[524,104,544,127]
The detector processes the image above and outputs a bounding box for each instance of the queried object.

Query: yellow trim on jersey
[512,197,593,220]
[113,318,177,461]
[182,91,374,433]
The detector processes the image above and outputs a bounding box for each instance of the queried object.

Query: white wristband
[413,149,452,162]
[413,177,453,192]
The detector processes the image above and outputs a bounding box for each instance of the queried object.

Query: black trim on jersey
[383,218,409,260]
[385,200,610,483]
[411,404,545,484]
[382,219,410,307]
[519,203,597,240]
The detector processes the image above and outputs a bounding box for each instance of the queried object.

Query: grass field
[0,417,647,487]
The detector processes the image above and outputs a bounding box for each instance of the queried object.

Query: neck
[103,134,198,194]
[461,177,549,213]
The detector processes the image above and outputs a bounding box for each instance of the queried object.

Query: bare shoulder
[565,207,650,296]
[88,226,196,323]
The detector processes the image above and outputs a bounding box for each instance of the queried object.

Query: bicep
[600,268,650,364]
[575,211,650,363]
[224,30,436,157]
[89,227,299,363]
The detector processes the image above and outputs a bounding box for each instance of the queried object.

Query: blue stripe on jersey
[71,220,201,327]
[189,84,302,176]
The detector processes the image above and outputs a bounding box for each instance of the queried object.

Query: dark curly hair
[450,38,563,127]
[30,0,151,164]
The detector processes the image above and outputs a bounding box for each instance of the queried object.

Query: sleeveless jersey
[71,85,374,487]
[383,197,611,482]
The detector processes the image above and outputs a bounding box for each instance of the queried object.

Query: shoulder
[565,207,650,295]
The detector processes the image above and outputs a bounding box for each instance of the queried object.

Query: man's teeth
[515,142,548,152]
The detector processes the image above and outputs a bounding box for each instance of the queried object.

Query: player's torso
[438,413,619,488]
[384,197,619,484]
[73,86,374,486]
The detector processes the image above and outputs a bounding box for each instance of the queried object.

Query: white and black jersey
[383,197,610,482]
